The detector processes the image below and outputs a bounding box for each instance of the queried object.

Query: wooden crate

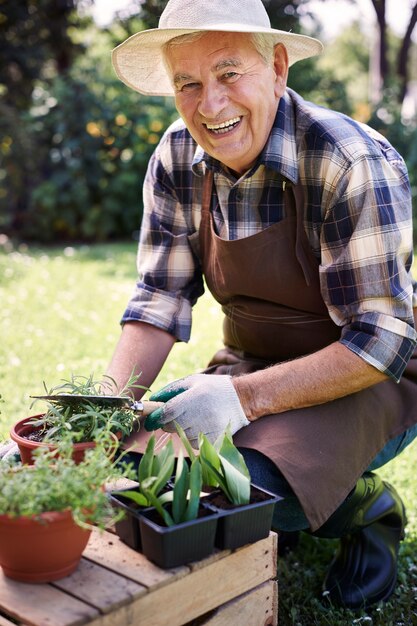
[0,529,278,626]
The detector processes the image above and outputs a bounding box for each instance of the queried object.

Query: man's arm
[104,321,176,398]
[144,339,388,448]
[233,341,388,421]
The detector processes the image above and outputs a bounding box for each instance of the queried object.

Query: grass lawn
[1,240,416,625]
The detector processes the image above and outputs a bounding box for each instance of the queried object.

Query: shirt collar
[191,90,298,183]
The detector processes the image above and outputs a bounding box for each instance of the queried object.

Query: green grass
[1,240,416,624]
[0,240,224,430]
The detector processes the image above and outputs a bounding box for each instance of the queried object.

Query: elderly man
[108,0,417,609]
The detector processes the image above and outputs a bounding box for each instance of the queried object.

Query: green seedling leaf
[153,438,174,473]
[219,454,250,505]
[115,490,149,507]
[200,456,232,501]
[174,422,197,461]
[141,476,157,491]
[184,459,202,522]
[218,431,251,480]
[138,434,156,482]
[158,491,174,505]
[198,434,221,487]
[141,485,174,526]
[151,440,175,495]
[172,451,189,524]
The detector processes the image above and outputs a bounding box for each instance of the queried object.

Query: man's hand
[144,374,250,448]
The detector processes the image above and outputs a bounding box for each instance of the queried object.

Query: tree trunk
[397,2,417,103]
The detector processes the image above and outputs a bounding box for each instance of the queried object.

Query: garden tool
[30,394,162,428]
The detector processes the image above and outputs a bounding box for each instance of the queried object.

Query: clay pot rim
[0,508,76,526]
[10,415,97,452]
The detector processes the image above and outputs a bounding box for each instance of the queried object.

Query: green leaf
[174,421,197,461]
[219,454,250,505]
[151,439,175,495]
[141,476,157,491]
[138,434,155,482]
[198,434,221,487]
[172,451,189,524]
[141,486,174,527]
[115,490,148,507]
[200,456,231,501]
[218,432,250,480]
[153,438,174,474]
[184,459,202,522]
[158,491,174,505]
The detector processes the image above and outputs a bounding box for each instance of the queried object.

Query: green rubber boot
[312,472,406,610]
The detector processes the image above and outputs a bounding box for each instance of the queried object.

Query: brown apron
[199,169,417,531]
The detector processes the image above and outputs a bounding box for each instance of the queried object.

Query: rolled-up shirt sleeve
[319,150,416,381]
[122,131,204,342]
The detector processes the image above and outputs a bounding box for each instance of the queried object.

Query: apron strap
[202,169,214,217]
[285,181,315,287]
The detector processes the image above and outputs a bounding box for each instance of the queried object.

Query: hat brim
[112,27,323,97]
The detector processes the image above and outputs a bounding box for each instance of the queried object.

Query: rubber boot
[312,472,406,610]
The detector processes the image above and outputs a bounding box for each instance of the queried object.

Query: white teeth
[206,117,240,132]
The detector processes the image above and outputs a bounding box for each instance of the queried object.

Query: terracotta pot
[10,416,96,465]
[0,509,91,582]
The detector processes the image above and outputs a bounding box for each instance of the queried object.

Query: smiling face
[164,32,289,175]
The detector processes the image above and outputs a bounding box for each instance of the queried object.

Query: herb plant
[0,434,128,529]
[28,371,147,443]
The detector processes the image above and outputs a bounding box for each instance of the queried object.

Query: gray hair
[163,31,277,67]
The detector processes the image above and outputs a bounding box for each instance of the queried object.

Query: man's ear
[273,44,289,97]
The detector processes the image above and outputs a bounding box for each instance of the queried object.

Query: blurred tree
[0,0,92,233]
[134,0,164,29]
[22,68,177,242]
[263,0,319,30]
[369,0,417,103]
[0,0,91,111]
[315,22,369,118]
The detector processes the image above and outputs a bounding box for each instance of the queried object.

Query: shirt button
[235,191,243,202]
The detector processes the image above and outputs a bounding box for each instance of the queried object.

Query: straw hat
[112,0,323,97]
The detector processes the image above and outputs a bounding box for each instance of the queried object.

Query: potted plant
[10,372,145,463]
[0,434,128,583]
[138,450,218,568]
[110,433,176,550]
[178,424,282,550]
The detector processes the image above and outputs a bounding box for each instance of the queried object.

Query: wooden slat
[83,529,189,590]
[53,559,146,613]
[0,572,99,626]
[0,532,278,626]
[192,580,278,626]
[188,547,232,572]
[80,533,277,626]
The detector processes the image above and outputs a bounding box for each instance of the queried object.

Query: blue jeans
[239,423,417,532]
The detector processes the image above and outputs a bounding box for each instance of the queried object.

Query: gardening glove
[144,374,250,449]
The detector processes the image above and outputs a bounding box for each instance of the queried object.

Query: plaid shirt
[122,88,416,382]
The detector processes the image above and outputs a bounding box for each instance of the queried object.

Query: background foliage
[1,0,416,242]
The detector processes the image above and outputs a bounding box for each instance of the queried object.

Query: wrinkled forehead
[163,31,257,63]
[163,31,264,79]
